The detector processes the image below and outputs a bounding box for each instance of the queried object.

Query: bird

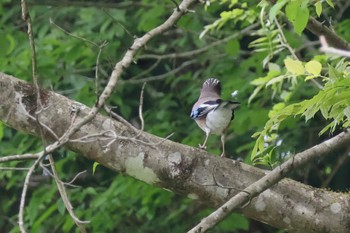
[190,78,240,157]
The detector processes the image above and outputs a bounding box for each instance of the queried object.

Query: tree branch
[189,129,350,232]
[1,72,350,232]
[0,154,39,162]
[306,17,350,50]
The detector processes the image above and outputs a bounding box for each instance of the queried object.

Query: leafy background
[1,0,350,232]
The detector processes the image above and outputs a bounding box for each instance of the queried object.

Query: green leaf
[326,0,334,8]
[266,75,286,86]
[305,60,322,75]
[285,1,310,35]
[315,1,322,17]
[344,107,350,119]
[269,0,288,22]
[92,162,99,175]
[137,6,165,32]
[225,39,240,55]
[284,58,304,75]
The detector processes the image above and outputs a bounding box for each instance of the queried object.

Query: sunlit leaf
[326,0,334,8]
[284,58,304,75]
[315,1,322,17]
[305,60,322,75]
[92,162,99,175]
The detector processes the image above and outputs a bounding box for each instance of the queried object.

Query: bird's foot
[220,152,226,158]
[199,144,207,150]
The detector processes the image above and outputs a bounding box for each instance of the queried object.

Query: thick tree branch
[1,72,350,232]
[189,129,350,232]
[306,17,350,50]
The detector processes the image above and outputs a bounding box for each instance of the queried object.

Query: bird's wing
[219,100,240,110]
[190,100,220,119]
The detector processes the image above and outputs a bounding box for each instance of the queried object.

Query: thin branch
[274,18,298,60]
[170,0,181,11]
[0,154,39,162]
[29,0,152,9]
[138,83,146,133]
[47,154,89,232]
[104,105,138,133]
[66,170,87,185]
[50,19,100,47]
[321,148,350,188]
[188,130,350,233]
[20,0,41,108]
[103,9,134,39]
[18,153,45,233]
[137,22,259,60]
[129,58,161,80]
[95,41,109,96]
[125,59,197,84]
[0,167,30,171]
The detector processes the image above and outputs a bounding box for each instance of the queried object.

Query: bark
[1,72,350,233]
[306,17,350,50]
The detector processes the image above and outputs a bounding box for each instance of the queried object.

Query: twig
[21,0,41,109]
[47,154,89,231]
[66,170,87,185]
[0,167,30,171]
[273,18,298,60]
[188,130,350,233]
[125,59,197,84]
[137,23,259,60]
[138,83,146,133]
[50,19,99,47]
[321,148,349,188]
[0,154,39,163]
[129,59,161,80]
[170,0,181,11]
[104,105,138,132]
[95,41,109,95]
[18,153,46,233]
[27,0,151,9]
[103,9,134,38]
[16,97,59,141]
[19,2,45,232]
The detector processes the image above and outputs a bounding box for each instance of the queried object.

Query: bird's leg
[220,134,226,157]
[199,130,210,149]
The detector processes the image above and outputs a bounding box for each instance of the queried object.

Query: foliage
[1,0,350,232]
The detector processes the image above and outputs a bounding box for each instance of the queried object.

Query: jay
[190,78,240,157]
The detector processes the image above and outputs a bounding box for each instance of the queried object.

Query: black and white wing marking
[190,100,220,119]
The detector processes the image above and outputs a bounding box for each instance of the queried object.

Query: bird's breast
[206,108,232,135]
